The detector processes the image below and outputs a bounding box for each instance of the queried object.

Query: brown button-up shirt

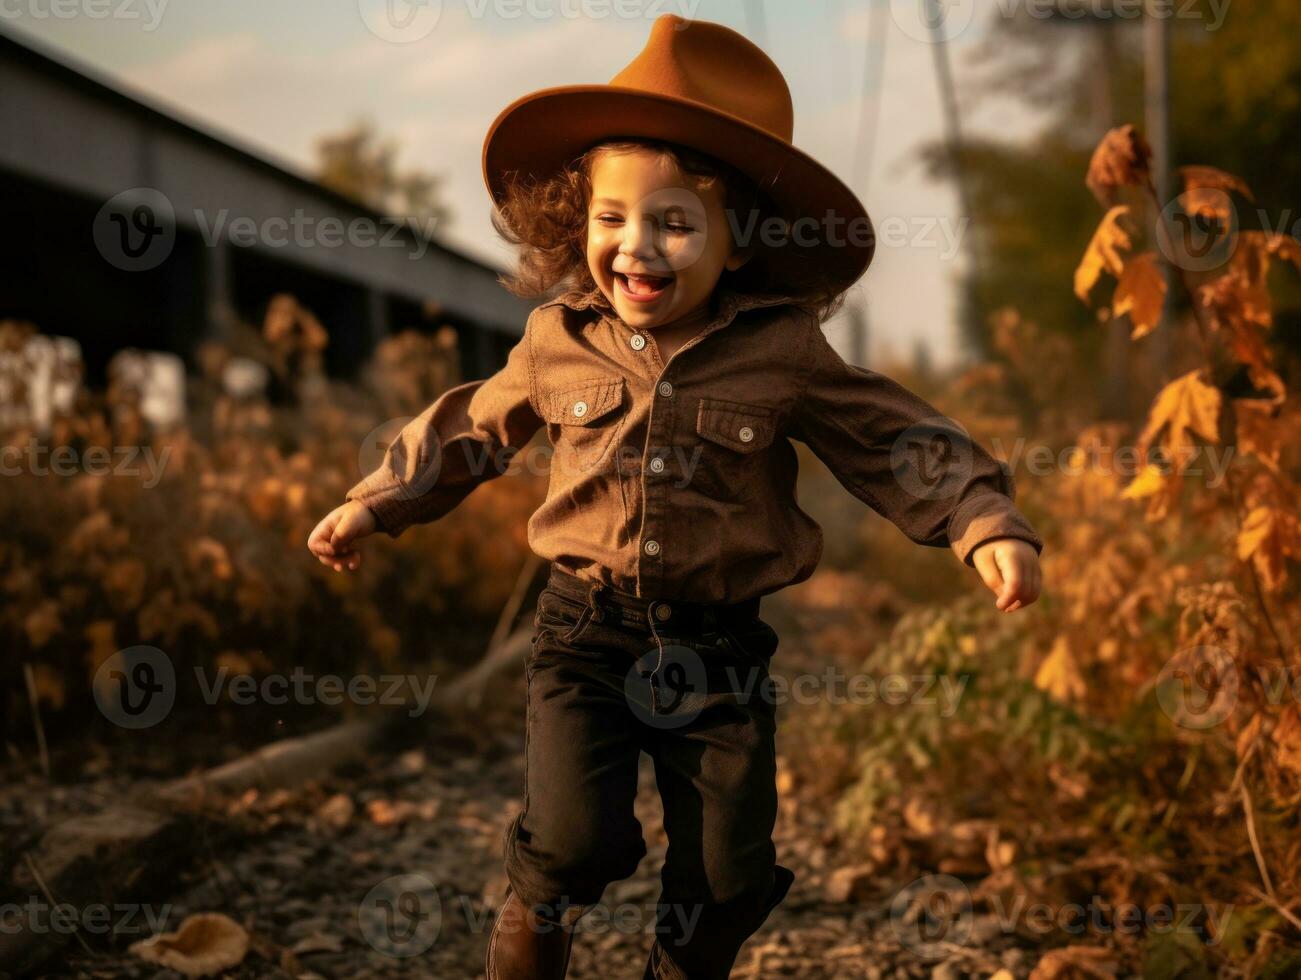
[346,285,1043,603]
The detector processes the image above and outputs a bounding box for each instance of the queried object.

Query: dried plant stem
[1243,883,1301,934]
[22,663,50,780]
[1238,777,1276,904]
[23,853,94,955]
[1142,180,1289,662]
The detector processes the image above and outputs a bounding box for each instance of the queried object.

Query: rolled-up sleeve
[346,311,544,537]
[787,320,1043,566]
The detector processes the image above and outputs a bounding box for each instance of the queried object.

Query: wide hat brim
[482,85,876,285]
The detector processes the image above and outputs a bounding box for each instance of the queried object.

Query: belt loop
[587,582,608,623]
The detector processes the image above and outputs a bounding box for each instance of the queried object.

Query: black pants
[501,565,794,979]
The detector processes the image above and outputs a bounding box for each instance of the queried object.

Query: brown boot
[642,866,795,980]
[486,883,576,980]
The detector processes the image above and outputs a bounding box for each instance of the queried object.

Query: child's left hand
[970,538,1042,613]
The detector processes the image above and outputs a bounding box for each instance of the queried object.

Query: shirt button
[657,381,674,398]
[630,334,646,351]
[572,400,588,418]
[648,456,665,474]
[644,539,661,556]
[739,425,755,443]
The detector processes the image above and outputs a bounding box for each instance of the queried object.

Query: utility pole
[1043,4,1128,417]
[1145,0,1173,380]
[1092,15,1130,419]
[925,0,987,360]
[846,299,869,367]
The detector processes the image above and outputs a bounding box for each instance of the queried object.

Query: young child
[307,14,1043,979]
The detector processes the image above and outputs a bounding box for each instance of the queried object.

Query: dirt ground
[3,603,1049,980]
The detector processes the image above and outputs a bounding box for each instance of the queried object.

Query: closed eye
[594,214,695,234]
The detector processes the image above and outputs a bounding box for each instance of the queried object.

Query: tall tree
[315,118,453,233]
[919,0,1301,360]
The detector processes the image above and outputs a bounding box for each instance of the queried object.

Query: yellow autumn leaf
[1075,206,1134,302]
[1113,252,1167,339]
[1035,637,1086,703]
[1119,463,1169,500]
[1136,371,1222,470]
[1237,505,1301,592]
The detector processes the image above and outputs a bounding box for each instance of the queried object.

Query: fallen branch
[2,615,538,976]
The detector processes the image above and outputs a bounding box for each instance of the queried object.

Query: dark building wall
[0,29,533,384]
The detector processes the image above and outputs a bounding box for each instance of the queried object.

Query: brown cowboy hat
[481,13,875,284]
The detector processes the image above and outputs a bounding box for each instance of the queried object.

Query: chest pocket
[696,398,776,452]
[540,377,627,472]
[692,398,777,501]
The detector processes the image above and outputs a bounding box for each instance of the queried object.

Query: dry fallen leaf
[1029,945,1118,980]
[128,912,249,978]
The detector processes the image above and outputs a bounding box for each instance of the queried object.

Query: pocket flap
[696,398,776,452]
[540,377,625,425]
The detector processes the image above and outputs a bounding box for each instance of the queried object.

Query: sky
[3,0,1048,368]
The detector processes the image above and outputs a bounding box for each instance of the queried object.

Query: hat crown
[609,14,793,143]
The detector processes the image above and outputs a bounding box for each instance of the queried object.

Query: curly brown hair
[489,138,856,324]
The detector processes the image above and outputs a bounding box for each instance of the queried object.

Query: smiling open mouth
[616,272,673,300]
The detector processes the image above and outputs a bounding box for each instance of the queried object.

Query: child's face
[585,146,748,332]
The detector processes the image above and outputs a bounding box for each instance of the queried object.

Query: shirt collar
[550,283,796,333]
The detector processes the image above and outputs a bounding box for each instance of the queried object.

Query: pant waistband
[545,565,761,633]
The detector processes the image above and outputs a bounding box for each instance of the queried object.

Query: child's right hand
[307,501,377,572]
